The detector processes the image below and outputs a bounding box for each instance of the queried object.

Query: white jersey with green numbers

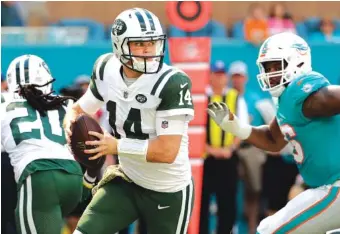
[90,53,194,193]
[1,93,78,183]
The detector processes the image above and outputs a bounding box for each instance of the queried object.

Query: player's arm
[247,118,287,152]
[303,85,340,118]
[64,54,111,141]
[147,135,182,163]
[149,71,194,163]
[146,115,186,163]
[208,102,287,152]
[146,71,194,163]
[63,83,104,142]
[88,115,187,164]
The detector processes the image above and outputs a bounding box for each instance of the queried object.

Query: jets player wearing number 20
[1,55,84,234]
[208,32,340,233]
[65,8,195,234]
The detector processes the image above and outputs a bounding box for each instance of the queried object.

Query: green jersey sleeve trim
[156,71,194,116]
[89,53,113,101]
[92,53,113,81]
[150,68,174,95]
[89,79,104,101]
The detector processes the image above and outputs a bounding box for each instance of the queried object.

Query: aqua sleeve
[285,72,330,122]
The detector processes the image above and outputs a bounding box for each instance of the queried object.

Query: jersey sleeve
[254,98,276,125]
[89,53,113,102]
[78,88,104,115]
[155,71,195,119]
[287,73,330,121]
[78,53,113,114]
[290,73,330,105]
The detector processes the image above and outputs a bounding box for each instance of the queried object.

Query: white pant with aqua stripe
[257,181,340,234]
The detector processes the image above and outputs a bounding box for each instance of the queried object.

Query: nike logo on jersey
[180,83,188,89]
[158,205,170,210]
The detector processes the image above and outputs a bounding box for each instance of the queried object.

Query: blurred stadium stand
[2,40,340,95]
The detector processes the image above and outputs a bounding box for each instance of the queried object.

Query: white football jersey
[89,53,194,192]
[1,93,75,182]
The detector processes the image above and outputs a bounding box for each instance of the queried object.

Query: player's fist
[207,102,233,126]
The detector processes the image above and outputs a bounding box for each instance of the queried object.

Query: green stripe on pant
[178,180,194,234]
[15,170,83,234]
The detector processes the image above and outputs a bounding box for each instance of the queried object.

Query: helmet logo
[291,43,308,55]
[112,19,127,36]
[41,62,51,74]
[260,40,269,57]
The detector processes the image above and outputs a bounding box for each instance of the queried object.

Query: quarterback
[64,8,195,234]
[1,55,84,234]
[208,32,340,233]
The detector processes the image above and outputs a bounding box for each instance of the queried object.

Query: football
[70,114,106,170]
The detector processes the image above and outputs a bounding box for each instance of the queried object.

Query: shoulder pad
[287,72,330,104]
[151,69,191,98]
[92,53,114,81]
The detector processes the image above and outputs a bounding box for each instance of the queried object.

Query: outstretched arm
[303,85,340,118]
[247,118,287,152]
[207,102,287,153]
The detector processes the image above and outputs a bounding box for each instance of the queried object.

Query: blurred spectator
[229,61,264,234]
[168,20,227,38]
[25,5,51,44]
[1,72,8,92]
[229,61,248,95]
[15,1,48,24]
[309,18,340,43]
[59,84,83,100]
[244,3,269,45]
[26,5,49,27]
[268,3,296,35]
[74,74,91,94]
[200,60,249,234]
[288,174,310,201]
[1,1,23,26]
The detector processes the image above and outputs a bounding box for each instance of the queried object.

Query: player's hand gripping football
[84,130,118,160]
[207,101,252,140]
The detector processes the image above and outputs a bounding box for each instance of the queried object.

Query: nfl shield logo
[123,91,128,99]
[161,120,168,129]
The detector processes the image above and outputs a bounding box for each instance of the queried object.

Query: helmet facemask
[118,35,166,74]
[256,33,313,97]
[257,59,291,97]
